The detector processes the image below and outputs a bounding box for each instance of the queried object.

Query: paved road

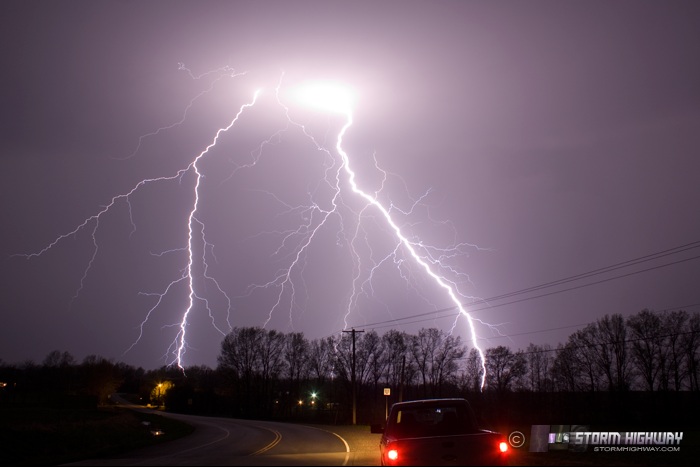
[66,398,382,466]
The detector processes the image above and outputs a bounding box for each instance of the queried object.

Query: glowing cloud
[293,81,356,115]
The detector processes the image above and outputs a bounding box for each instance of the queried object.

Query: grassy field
[1,405,194,466]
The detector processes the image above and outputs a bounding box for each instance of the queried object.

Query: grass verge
[1,405,194,466]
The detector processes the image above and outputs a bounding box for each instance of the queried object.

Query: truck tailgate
[387,431,507,466]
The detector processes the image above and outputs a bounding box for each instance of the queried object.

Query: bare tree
[257,329,286,412]
[80,355,122,405]
[460,347,484,393]
[662,310,689,390]
[356,330,382,389]
[410,328,458,398]
[381,330,411,392]
[41,350,77,395]
[431,332,465,396]
[592,314,629,390]
[627,309,663,391]
[333,332,353,384]
[485,345,526,393]
[524,343,554,392]
[366,331,388,388]
[217,326,264,411]
[284,331,309,386]
[566,326,601,391]
[43,350,75,368]
[551,343,580,392]
[308,336,335,386]
[682,311,700,391]
[217,327,263,380]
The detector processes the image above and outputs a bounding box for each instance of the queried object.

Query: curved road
[66,398,380,466]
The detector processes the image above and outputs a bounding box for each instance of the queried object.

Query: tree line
[1,308,698,425]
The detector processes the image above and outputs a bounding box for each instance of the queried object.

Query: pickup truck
[372,398,509,466]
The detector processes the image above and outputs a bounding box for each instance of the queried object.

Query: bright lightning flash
[294,81,356,114]
[291,82,487,388]
[13,68,489,388]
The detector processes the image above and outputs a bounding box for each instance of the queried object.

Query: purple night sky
[2,0,699,370]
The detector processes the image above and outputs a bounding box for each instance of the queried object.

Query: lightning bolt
[303,82,488,387]
[230,75,489,387]
[337,113,487,389]
[128,89,262,366]
[12,66,489,388]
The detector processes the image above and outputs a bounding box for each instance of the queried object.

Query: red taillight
[499,441,509,453]
[387,448,399,461]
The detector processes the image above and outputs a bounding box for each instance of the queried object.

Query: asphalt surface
[304,424,383,466]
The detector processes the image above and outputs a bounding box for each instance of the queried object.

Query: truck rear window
[393,403,478,437]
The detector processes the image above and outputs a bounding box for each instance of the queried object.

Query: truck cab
[375,398,509,466]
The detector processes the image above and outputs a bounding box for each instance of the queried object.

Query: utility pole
[399,355,405,402]
[343,328,364,425]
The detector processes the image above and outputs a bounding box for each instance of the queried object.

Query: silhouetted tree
[595,314,630,391]
[460,348,484,393]
[568,325,602,391]
[366,330,388,389]
[308,336,335,386]
[524,343,554,392]
[80,355,122,405]
[431,332,465,396]
[485,345,526,393]
[682,312,700,391]
[627,309,664,391]
[551,342,579,391]
[410,328,441,398]
[381,330,409,390]
[662,310,689,390]
[284,331,309,412]
[41,350,77,396]
[217,326,264,415]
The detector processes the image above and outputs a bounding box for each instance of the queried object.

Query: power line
[512,323,700,358]
[478,241,700,304]
[454,326,700,360]
[474,302,700,344]
[345,241,700,332]
[468,254,700,314]
[355,253,700,331]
